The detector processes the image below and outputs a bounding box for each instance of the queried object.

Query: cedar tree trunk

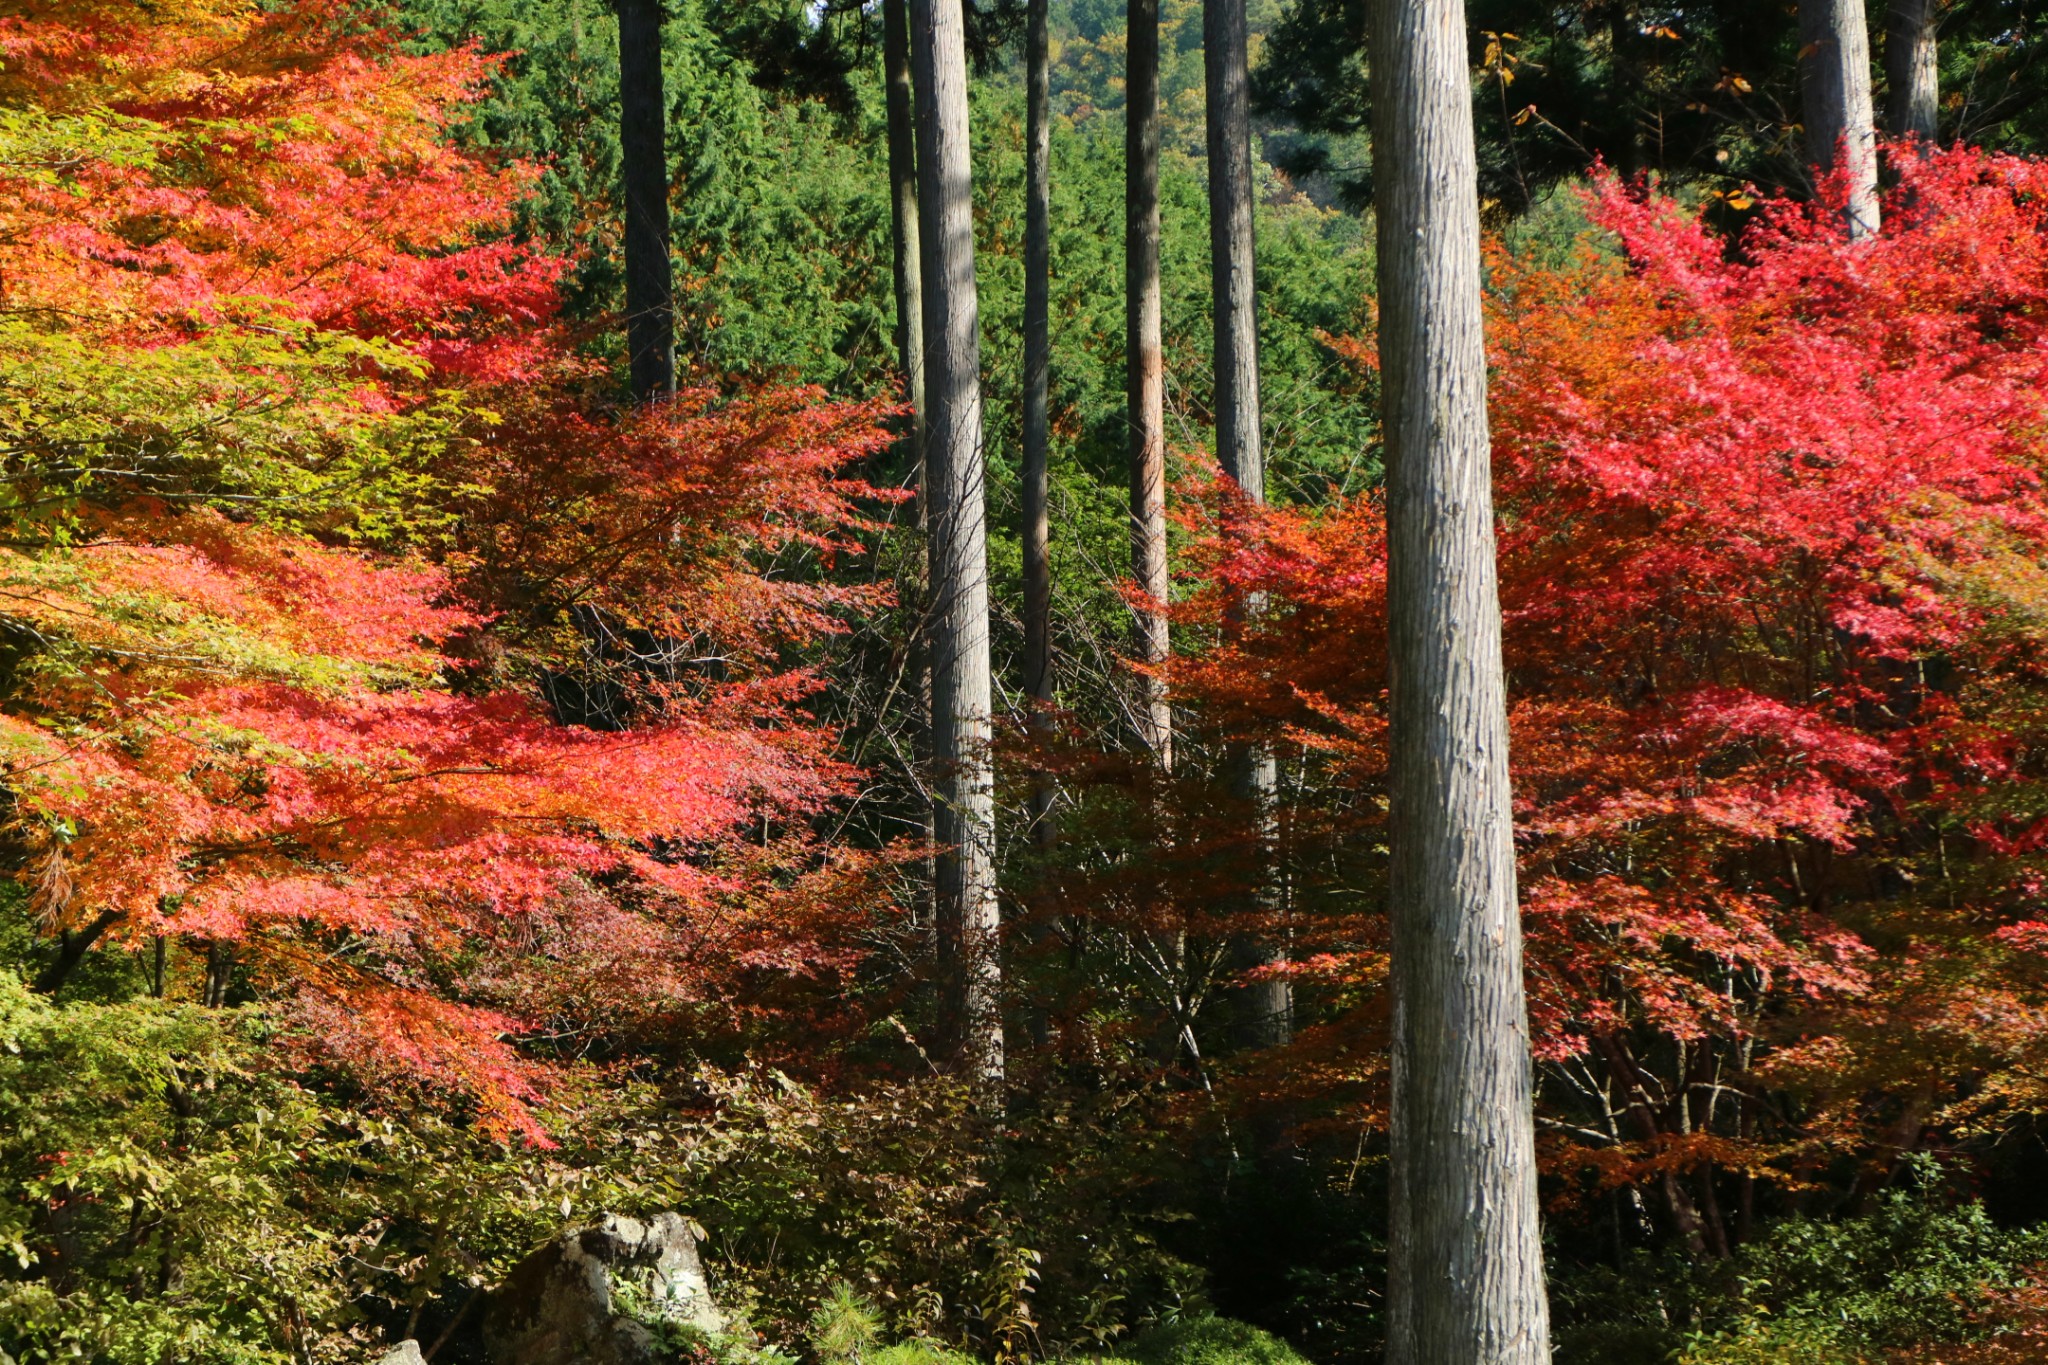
[1126,0,1172,768]
[1800,0,1882,237]
[1022,0,1056,842]
[616,0,674,400]
[1372,0,1552,1357]
[913,0,1004,1089]
[885,0,927,457]
[1205,0,1288,1047]
[1886,0,1938,143]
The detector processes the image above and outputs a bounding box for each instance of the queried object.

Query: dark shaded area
[1256,0,2048,213]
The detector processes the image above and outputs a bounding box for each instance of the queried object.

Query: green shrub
[1120,1317,1312,1365]
[684,1069,1204,1351]
[1679,1176,2048,1363]
[868,1342,981,1365]
[1551,1167,2048,1364]
[811,1283,884,1364]
[1681,1323,1866,1365]
[0,946,682,1365]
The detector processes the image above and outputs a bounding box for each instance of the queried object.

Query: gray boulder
[482,1212,725,1365]
[375,1344,428,1365]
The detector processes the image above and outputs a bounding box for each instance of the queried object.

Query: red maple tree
[1157,147,2048,1240]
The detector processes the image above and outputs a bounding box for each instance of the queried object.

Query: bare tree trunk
[1021,0,1056,848]
[885,0,926,457]
[913,0,1003,1090]
[616,0,675,399]
[1205,0,1288,1048]
[1886,0,1938,142]
[1372,0,1551,1357]
[1126,0,1172,769]
[1800,0,1882,238]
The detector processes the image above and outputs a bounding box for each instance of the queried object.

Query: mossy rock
[868,1342,981,1365]
[1120,1317,1311,1365]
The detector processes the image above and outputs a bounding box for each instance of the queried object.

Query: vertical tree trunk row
[1126,0,1172,770]
[1372,0,1552,1357]
[1022,0,1057,845]
[912,0,1004,1091]
[1204,0,1288,1048]
[616,0,675,401]
[1800,0,1882,238]
[1886,0,1939,142]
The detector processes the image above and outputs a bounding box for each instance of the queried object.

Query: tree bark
[616,0,675,400]
[1800,0,1882,238]
[1886,0,1938,143]
[1206,0,1261,501]
[1126,0,1172,769]
[1205,0,1288,1048]
[913,0,1004,1090]
[1231,744,1290,1048]
[1021,0,1055,847]
[885,0,927,458]
[1372,0,1551,1357]
[31,910,120,997]
[886,0,942,956]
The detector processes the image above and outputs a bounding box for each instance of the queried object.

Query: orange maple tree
[0,0,897,1139]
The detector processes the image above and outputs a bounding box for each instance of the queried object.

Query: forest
[3,0,2048,1360]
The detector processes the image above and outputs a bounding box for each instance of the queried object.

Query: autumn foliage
[21,0,2048,1355]
[1162,147,2048,1249]
[0,0,896,1139]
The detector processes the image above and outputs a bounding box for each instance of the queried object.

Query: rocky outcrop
[374,1343,427,1365]
[481,1212,724,1365]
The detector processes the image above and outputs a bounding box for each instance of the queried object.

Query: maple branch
[32,908,122,996]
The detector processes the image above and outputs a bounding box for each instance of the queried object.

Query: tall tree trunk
[616,0,675,400]
[1021,0,1055,848]
[1886,0,1938,142]
[885,0,926,457]
[1232,742,1290,1048]
[1126,0,1171,769]
[1205,0,1288,1048]
[913,0,1003,1090]
[1372,0,1551,1357]
[1606,5,1644,179]
[1800,0,1881,238]
[1206,0,1260,497]
[886,0,939,934]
